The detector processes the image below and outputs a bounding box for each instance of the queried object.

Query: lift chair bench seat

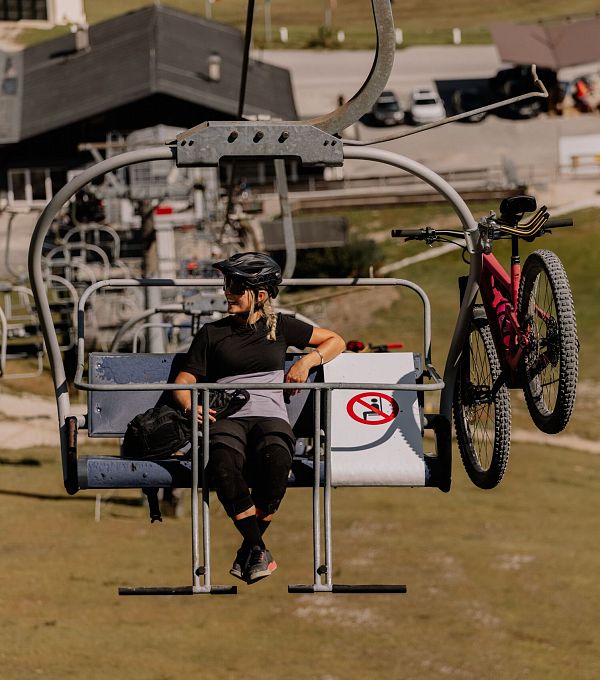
[78,352,442,491]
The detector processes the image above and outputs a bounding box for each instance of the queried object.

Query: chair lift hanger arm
[175,0,396,166]
[306,0,396,136]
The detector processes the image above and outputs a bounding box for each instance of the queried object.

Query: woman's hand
[174,371,217,424]
[284,357,312,397]
[187,405,217,424]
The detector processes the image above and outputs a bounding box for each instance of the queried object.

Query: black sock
[258,518,271,536]
[233,516,265,550]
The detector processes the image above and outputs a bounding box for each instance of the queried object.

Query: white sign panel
[324,353,429,486]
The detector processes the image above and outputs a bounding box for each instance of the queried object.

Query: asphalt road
[262,46,600,176]
[263,46,504,117]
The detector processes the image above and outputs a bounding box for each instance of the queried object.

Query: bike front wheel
[518,249,578,434]
[453,310,511,489]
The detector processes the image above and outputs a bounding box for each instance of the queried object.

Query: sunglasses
[223,276,249,295]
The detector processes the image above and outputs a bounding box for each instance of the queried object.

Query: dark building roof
[0,4,297,145]
[490,17,600,70]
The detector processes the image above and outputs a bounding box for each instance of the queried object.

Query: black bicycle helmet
[213,252,282,298]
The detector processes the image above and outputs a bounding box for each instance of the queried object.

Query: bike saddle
[498,195,537,225]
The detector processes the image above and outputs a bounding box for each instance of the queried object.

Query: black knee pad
[209,446,252,517]
[220,493,254,518]
[254,497,284,516]
[252,444,292,515]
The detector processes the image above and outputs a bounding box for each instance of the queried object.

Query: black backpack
[121,389,250,460]
[122,404,191,460]
[123,390,249,523]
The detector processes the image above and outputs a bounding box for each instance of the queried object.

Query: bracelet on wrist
[313,348,325,365]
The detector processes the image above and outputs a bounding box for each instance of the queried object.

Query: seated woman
[174,252,345,584]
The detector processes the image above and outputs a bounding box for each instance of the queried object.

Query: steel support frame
[28,142,482,595]
[118,383,237,596]
[76,277,441,594]
[85,375,440,594]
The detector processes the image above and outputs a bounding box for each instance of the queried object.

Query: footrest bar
[288,584,407,594]
[118,585,237,596]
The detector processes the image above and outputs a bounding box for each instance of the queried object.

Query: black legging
[209,443,292,517]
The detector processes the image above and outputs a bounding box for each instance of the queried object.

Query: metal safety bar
[77,275,441,595]
[73,277,437,392]
[27,145,479,492]
[63,224,122,260]
[110,303,187,351]
[119,383,237,595]
[27,145,481,507]
[45,243,112,281]
[113,377,426,595]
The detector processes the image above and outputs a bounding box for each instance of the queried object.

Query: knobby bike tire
[453,310,511,489]
[518,249,578,434]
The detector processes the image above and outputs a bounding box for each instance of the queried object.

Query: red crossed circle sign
[346,392,399,425]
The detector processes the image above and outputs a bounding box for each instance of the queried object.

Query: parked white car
[409,87,446,125]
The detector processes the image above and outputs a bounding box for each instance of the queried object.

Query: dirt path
[0,390,85,449]
[1,382,598,452]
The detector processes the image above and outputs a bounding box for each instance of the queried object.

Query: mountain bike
[392,195,579,489]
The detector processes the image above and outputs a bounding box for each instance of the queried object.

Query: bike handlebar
[391,218,573,242]
[391,228,424,238]
[544,218,574,229]
[391,227,463,240]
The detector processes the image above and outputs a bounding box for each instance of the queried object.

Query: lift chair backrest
[87,352,319,438]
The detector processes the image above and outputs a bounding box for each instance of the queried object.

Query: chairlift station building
[0,5,298,204]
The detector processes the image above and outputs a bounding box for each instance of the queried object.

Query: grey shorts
[209,416,295,458]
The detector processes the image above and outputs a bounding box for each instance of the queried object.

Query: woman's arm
[174,371,216,423]
[285,326,346,389]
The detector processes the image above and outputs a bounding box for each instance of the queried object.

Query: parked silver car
[371,90,405,125]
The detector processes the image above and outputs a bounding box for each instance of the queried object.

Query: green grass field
[1,205,597,679]
[0,438,599,679]
[18,0,600,48]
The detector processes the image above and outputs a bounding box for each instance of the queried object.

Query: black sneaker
[245,546,277,583]
[229,544,251,582]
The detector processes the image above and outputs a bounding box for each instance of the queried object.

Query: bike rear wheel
[518,249,578,434]
[453,310,511,489]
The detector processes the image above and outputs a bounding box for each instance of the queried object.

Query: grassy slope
[1,207,598,679]
[0,440,598,679]
[85,0,600,30]
[19,1,600,47]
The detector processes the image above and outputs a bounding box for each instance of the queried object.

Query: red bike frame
[478,246,527,387]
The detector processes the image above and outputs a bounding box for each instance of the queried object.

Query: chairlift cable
[218,0,256,246]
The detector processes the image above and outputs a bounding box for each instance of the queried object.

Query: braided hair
[246,289,278,342]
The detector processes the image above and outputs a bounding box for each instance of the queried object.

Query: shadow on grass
[0,456,41,466]
[0,488,143,506]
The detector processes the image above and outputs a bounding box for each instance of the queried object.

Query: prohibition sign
[346,392,399,425]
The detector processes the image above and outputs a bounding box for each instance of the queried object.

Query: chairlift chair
[0,283,44,380]
[27,0,548,595]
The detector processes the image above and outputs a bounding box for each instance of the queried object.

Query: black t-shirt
[180,313,314,381]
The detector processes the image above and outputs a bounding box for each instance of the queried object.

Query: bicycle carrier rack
[27,0,550,594]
